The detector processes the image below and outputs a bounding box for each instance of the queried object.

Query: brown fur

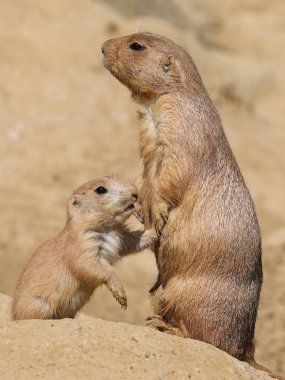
[102,33,281,379]
[12,176,157,320]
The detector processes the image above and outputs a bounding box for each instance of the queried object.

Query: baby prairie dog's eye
[129,42,145,51]
[95,186,108,195]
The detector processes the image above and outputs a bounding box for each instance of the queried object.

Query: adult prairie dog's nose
[101,38,118,55]
[101,41,107,54]
[101,42,107,55]
[101,39,112,55]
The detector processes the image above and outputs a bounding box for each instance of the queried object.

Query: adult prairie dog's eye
[129,42,145,51]
[95,186,108,195]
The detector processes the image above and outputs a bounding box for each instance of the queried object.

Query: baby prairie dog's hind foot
[12,295,52,320]
[105,273,127,309]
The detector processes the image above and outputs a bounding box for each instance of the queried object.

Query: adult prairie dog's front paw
[134,201,144,224]
[153,202,170,236]
[133,177,144,223]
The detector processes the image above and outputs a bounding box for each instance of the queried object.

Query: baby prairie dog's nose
[130,186,138,201]
[132,192,138,201]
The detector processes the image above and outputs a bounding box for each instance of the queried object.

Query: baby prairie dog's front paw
[140,228,159,250]
[113,288,127,310]
[105,274,127,310]
[144,228,158,243]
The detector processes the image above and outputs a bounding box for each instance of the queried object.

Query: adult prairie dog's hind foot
[146,314,184,337]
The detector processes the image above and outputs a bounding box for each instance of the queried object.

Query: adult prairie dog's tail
[249,360,283,380]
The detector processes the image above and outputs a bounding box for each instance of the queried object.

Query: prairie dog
[102,34,265,367]
[12,177,157,320]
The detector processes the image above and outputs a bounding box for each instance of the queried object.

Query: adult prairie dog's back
[12,177,156,320]
[102,33,265,371]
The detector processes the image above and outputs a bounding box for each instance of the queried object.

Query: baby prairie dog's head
[102,32,201,101]
[68,177,138,231]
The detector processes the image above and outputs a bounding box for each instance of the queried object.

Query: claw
[146,314,161,323]
[155,223,161,237]
[121,303,127,310]
[116,295,127,309]
[155,220,164,237]
[134,210,144,224]
[161,211,168,224]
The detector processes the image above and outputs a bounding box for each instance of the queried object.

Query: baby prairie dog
[101,33,277,376]
[12,177,157,320]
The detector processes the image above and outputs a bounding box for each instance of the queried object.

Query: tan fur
[102,33,281,379]
[12,176,157,320]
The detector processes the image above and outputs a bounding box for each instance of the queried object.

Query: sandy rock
[0,293,271,380]
[0,293,12,322]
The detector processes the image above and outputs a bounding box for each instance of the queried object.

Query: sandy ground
[0,0,284,377]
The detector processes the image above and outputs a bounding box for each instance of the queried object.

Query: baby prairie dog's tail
[249,360,283,380]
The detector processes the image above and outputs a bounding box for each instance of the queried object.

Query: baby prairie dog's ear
[70,194,81,208]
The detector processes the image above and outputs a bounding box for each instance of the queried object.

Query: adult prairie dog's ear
[161,55,177,74]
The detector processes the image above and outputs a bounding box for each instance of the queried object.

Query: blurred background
[0,0,284,375]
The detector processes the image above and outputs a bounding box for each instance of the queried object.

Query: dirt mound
[0,294,272,380]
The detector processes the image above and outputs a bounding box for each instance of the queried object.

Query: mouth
[103,60,120,77]
[103,58,110,70]
[123,202,135,213]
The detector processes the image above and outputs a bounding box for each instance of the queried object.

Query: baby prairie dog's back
[12,177,156,320]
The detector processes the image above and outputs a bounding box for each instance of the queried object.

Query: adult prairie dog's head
[68,177,138,231]
[102,32,201,102]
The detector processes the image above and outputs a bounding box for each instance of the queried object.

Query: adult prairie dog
[102,34,267,371]
[12,177,157,320]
